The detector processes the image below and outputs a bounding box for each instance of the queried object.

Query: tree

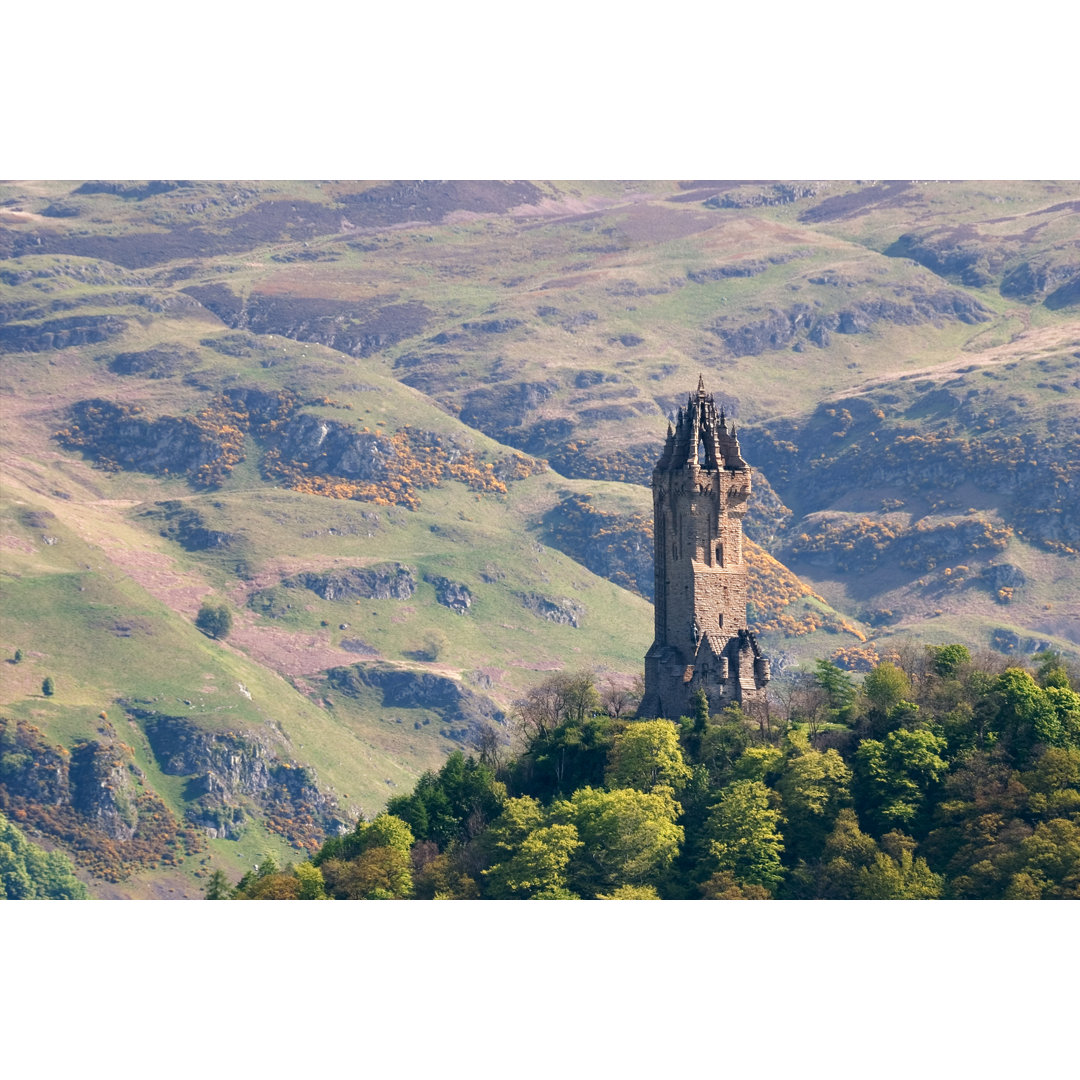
[294,862,326,900]
[699,871,771,900]
[864,662,912,719]
[483,823,582,899]
[514,670,601,747]
[596,884,661,899]
[854,728,948,834]
[814,659,856,723]
[853,831,944,899]
[556,785,683,897]
[702,779,785,895]
[776,729,852,861]
[12,649,22,664]
[385,752,504,849]
[1002,818,1080,899]
[605,719,692,794]
[929,643,971,679]
[203,869,231,899]
[195,601,233,640]
[41,676,55,697]
[0,812,87,899]
[320,848,412,899]
[692,687,710,734]
[993,668,1080,764]
[316,812,415,865]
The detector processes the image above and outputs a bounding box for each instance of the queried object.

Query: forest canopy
[220,645,1080,900]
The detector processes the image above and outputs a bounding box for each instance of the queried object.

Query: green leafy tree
[195,601,233,640]
[316,812,415,865]
[203,869,231,900]
[853,831,944,899]
[605,719,692,794]
[1002,818,1080,899]
[864,662,912,718]
[12,649,22,664]
[702,779,785,895]
[854,728,948,834]
[0,812,87,899]
[321,847,413,899]
[483,823,582,899]
[731,745,783,784]
[692,686,710,735]
[776,728,852,861]
[814,659,856,723]
[512,711,614,798]
[556,785,683,898]
[810,808,883,898]
[41,676,55,697]
[295,862,326,900]
[386,752,504,849]
[596,884,661,899]
[929,644,971,679]
[993,668,1080,763]
[482,796,545,861]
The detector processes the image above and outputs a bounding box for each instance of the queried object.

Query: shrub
[195,602,233,640]
[41,676,55,697]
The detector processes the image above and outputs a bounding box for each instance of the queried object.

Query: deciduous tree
[605,719,692,794]
[702,779,785,895]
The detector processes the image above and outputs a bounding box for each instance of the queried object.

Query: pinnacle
[697,373,706,393]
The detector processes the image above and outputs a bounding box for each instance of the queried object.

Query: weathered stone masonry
[641,376,770,719]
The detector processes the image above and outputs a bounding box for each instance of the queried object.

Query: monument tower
[641,376,770,720]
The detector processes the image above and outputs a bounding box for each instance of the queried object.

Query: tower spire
[697,372,706,395]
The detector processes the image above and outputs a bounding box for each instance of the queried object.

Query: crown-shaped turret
[657,374,747,471]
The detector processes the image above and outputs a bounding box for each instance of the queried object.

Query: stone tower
[641,375,770,720]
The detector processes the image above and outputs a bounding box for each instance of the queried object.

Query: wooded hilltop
[215,645,1080,900]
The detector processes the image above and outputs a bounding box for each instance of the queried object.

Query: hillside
[1,179,1077,897]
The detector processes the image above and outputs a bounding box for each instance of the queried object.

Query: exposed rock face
[286,563,416,601]
[0,718,201,882]
[138,711,342,846]
[68,739,139,842]
[108,347,197,378]
[518,592,585,627]
[744,390,1080,553]
[274,413,397,480]
[424,573,472,614]
[0,314,127,353]
[543,494,654,600]
[326,665,505,738]
[144,503,240,551]
[709,289,990,357]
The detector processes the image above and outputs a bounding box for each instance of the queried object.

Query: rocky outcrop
[326,665,505,740]
[709,289,990,356]
[143,503,240,551]
[518,592,585,627]
[137,711,342,847]
[285,563,416,602]
[0,718,201,882]
[424,573,472,614]
[108,347,198,378]
[543,494,654,600]
[0,314,126,353]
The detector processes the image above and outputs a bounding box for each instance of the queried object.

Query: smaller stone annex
[640,376,770,720]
